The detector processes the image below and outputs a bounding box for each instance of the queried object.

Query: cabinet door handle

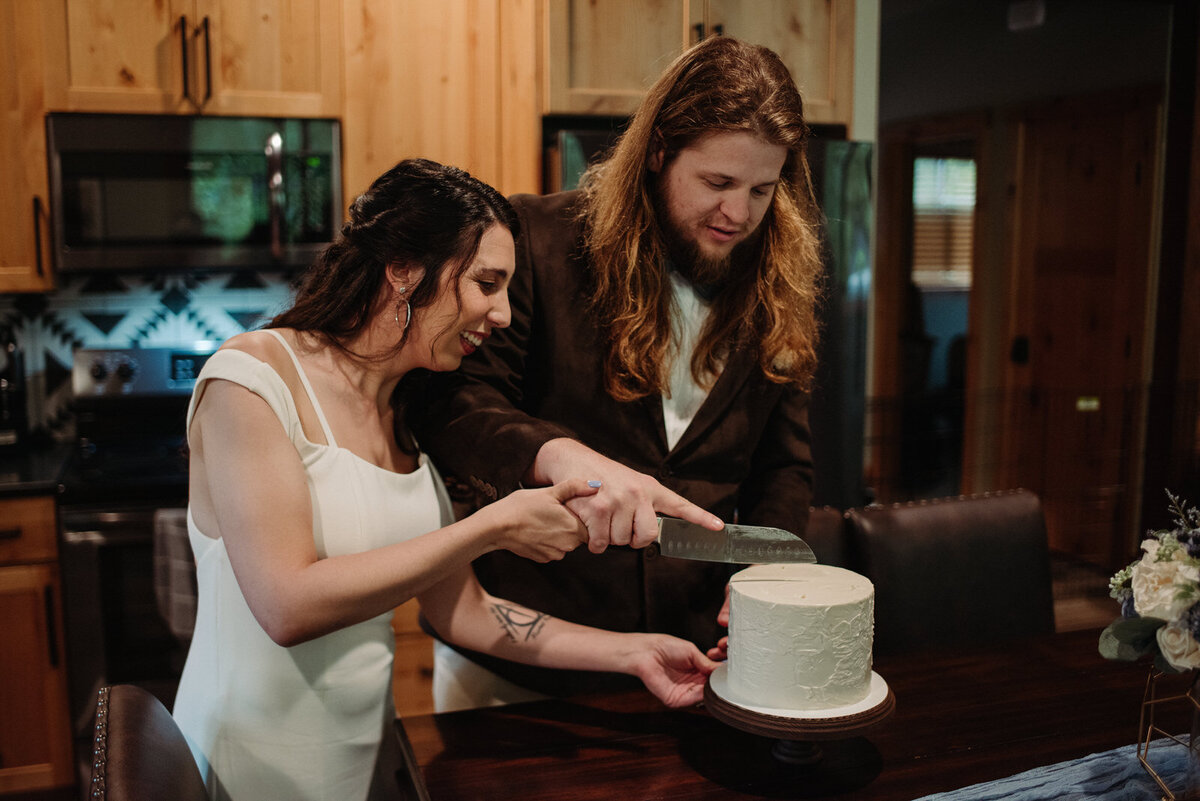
[201,16,213,105]
[44,585,60,668]
[693,22,705,42]
[31,197,45,277]
[713,24,724,36]
[179,15,191,104]
[0,527,20,541]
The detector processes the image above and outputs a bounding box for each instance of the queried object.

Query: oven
[58,345,213,743]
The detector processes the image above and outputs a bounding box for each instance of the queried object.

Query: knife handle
[647,517,665,558]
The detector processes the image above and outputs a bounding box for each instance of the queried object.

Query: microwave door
[47,113,341,273]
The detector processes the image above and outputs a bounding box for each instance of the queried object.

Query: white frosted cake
[727,563,874,710]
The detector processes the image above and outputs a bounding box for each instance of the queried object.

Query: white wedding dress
[173,330,452,801]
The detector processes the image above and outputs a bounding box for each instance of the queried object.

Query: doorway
[871,88,1162,572]
[869,113,989,503]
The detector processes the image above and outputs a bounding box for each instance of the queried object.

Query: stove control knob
[89,362,108,382]
[115,361,136,382]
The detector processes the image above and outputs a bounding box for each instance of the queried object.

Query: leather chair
[804,505,856,569]
[845,489,1056,656]
[89,685,207,801]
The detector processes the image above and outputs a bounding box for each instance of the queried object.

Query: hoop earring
[395,287,412,334]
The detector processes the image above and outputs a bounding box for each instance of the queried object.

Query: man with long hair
[414,35,824,709]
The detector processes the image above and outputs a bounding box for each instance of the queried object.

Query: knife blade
[653,517,817,564]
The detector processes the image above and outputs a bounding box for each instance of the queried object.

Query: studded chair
[845,489,1056,656]
[89,685,207,801]
[803,505,856,570]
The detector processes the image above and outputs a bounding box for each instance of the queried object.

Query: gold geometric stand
[1139,669,1200,801]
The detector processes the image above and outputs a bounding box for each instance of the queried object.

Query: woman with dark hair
[171,159,717,801]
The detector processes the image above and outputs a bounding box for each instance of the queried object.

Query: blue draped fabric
[914,738,1197,801]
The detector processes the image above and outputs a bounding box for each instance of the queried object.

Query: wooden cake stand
[704,665,895,764]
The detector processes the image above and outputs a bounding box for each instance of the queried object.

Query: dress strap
[261,329,338,448]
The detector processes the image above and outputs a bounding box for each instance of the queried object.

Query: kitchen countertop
[0,443,71,498]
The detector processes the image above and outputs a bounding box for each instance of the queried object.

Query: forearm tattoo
[489,603,550,643]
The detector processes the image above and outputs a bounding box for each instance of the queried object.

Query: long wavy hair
[579,36,824,401]
[270,159,518,356]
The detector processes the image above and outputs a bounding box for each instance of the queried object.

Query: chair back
[803,505,855,570]
[845,489,1056,656]
[90,685,208,801]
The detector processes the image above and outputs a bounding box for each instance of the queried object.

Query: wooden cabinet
[0,496,73,795]
[391,599,434,717]
[545,0,855,128]
[0,0,55,293]
[545,0,687,116]
[340,0,540,200]
[42,0,342,117]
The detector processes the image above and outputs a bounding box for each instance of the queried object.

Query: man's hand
[530,438,723,553]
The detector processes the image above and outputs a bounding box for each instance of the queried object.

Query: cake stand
[704,665,895,764]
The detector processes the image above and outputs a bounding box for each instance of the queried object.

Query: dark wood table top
[399,628,1194,800]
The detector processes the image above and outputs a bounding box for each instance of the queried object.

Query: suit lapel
[642,394,670,455]
[667,346,756,457]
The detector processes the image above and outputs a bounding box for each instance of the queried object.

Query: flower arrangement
[1101,492,1200,672]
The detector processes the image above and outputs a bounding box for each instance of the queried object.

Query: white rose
[1132,558,1199,620]
[1142,539,1161,559]
[1157,622,1200,671]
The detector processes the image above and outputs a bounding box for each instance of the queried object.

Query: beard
[652,186,761,298]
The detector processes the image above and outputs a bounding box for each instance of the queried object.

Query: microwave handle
[265,132,284,262]
[32,195,45,277]
[200,16,213,106]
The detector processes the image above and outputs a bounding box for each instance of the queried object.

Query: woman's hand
[626,634,720,708]
[485,478,600,562]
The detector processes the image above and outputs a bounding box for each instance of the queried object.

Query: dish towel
[914,737,1196,801]
[152,507,197,643]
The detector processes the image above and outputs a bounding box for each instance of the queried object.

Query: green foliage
[1098,617,1166,662]
[1109,565,1133,599]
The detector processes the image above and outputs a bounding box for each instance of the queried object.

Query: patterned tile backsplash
[0,270,295,441]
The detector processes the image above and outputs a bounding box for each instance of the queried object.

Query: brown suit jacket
[413,190,815,695]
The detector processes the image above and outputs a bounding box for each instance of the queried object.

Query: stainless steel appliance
[46,113,341,273]
[0,322,26,451]
[58,345,214,745]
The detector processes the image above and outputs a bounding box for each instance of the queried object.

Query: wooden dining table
[396,628,1196,800]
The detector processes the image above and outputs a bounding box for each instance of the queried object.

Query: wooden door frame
[869,111,994,502]
[1142,0,1199,530]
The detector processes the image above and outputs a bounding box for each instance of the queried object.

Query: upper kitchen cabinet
[42,0,343,117]
[545,0,688,116]
[341,0,541,199]
[545,0,855,128]
[0,0,54,292]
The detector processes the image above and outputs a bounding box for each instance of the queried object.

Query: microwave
[47,113,342,273]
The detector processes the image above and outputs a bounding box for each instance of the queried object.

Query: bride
[171,159,718,801]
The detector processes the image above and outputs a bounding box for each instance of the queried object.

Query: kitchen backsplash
[0,270,294,441]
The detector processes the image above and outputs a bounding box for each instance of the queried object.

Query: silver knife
[653,517,817,564]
